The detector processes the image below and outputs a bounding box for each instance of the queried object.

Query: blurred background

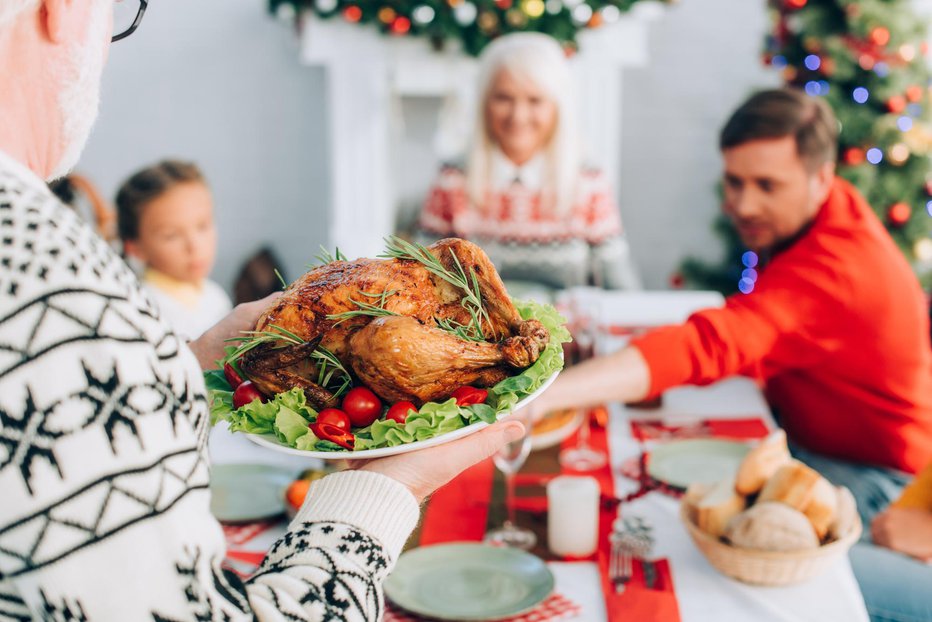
[74,0,932,296]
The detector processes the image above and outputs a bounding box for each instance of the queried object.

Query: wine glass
[558,294,607,471]
[484,414,536,550]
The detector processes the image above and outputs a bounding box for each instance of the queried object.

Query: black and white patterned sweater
[0,150,419,621]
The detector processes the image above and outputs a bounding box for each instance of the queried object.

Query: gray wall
[79,0,329,294]
[79,0,779,293]
[619,0,779,288]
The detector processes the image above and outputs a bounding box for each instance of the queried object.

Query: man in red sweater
[539,88,932,521]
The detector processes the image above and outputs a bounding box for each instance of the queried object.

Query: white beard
[47,1,109,181]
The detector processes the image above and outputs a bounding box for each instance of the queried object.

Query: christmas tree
[268,0,668,56]
[682,0,932,295]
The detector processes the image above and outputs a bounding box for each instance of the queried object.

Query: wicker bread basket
[680,502,862,586]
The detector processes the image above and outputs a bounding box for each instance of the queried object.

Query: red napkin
[630,417,769,442]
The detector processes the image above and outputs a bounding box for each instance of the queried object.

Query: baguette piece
[758,460,822,511]
[802,476,838,540]
[735,429,792,496]
[725,501,820,552]
[696,475,746,538]
[683,481,714,525]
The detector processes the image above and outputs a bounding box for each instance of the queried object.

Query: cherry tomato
[386,401,418,425]
[223,362,244,389]
[451,386,488,406]
[311,422,355,450]
[285,479,311,510]
[316,408,351,432]
[342,387,382,427]
[232,381,266,409]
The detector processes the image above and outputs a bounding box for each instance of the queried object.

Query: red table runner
[415,418,681,622]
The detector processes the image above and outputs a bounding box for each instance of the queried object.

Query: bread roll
[828,486,858,541]
[802,476,837,540]
[735,430,792,496]
[683,481,713,525]
[758,460,821,511]
[725,501,820,552]
[696,476,746,538]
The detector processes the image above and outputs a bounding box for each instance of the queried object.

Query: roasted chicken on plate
[239,238,549,408]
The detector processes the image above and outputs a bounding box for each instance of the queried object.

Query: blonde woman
[418,33,640,290]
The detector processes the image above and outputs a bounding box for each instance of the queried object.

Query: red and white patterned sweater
[418,162,640,290]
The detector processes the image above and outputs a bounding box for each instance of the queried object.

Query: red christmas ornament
[906,85,924,103]
[670,273,685,289]
[870,26,891,47]
[494,0,512,8]
[343,5,362,22]
[391,16,411,34]
[785,0,807,8]
[888,202,912,226]
[844,147,866,166]
[887,95,907,114]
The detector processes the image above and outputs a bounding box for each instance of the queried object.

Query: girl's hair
[468,33,581,216]
[116,159,205,240]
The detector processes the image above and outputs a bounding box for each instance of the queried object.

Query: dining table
[208,289,871,622]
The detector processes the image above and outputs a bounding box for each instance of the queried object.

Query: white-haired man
[0,2,524,620]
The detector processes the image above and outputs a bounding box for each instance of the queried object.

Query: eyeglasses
[112,0,147,43]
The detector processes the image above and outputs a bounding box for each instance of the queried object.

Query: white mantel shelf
[299,5,663,259]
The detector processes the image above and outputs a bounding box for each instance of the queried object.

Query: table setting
[207,287,871,622]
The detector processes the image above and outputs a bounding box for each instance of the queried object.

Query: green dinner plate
[385,543,554,621]
[647,438,750,489]
[209,464,295,523]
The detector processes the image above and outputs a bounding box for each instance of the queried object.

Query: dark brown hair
[116,159,205,241]
[720,88,838,172]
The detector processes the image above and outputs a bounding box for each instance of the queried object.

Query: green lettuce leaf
[207,299,569,452]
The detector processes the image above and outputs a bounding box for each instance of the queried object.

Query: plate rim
[208,463,295,523]
[245,366,560,460]
[647,437,750,489]
[384,542,555,621]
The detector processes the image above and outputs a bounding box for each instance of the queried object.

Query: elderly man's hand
[188,293,281,370]
[871,506,932,562]
[360,419,526,503]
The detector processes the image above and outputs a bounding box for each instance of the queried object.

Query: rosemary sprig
[311,346,353,397]
[223,324,304,363]
[312,245,349,267]
[380,236,493,340]
[326,289,400,325]
[435,317,485,342]
[274,268,288,290]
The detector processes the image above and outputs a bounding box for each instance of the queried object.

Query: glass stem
[577,409,591,449]
[505,470,517,527]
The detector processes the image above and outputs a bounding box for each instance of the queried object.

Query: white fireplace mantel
[300,6,663,259]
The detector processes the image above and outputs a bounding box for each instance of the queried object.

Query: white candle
[547,475,600,557]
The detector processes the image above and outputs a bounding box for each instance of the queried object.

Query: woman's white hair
[467,33,581,216]
[0,0,39,28]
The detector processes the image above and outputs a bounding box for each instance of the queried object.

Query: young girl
[116,159,232,340]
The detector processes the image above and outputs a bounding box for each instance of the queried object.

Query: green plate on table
[209,464,294,523]
[385,543,554,621]
[647,438,750,489]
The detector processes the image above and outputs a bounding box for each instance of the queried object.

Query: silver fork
[613,516,657,590]
[609,535,633,593]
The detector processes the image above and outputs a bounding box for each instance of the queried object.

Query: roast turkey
[238,238,549,408]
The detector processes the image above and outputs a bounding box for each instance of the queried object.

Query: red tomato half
[223,362,244,389]
[451,386,488,406]
[311,422,355,450]
[342,387,382,427]
[232,381,266,409]
[386,401,418,425]
[316,408,351,432]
